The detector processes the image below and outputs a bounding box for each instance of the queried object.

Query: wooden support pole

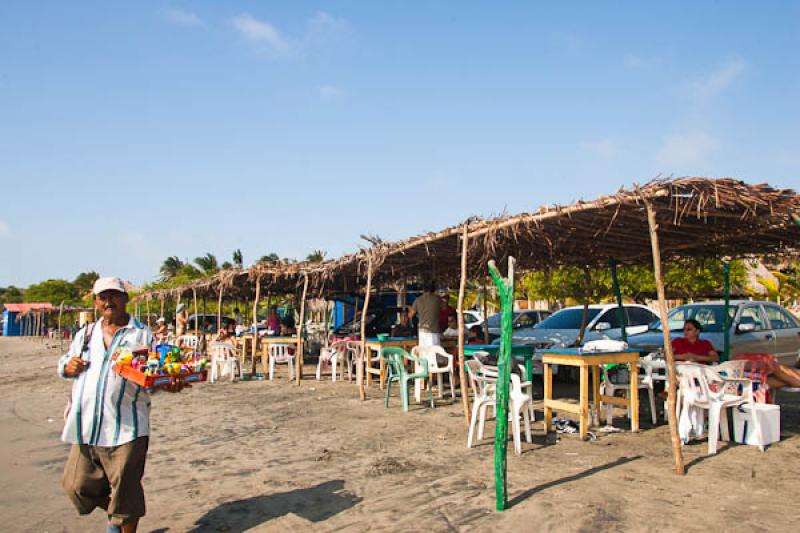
[645,200,685,476]
[456,224,472,425]
[145,297,151,329]
[722,261,731,362]
[217,284,225,332]
[160,297,165,320]
[358,258,374,401]
[192,288,200,349]
[575,266,591,346]
[252,275,262,375]
[609,257,627,342]
[58,301,65,351]
[295,274,310,385]
[482,280,490,344]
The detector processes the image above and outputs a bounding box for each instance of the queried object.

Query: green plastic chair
[381,347,434,412]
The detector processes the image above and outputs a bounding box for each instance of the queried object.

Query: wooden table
[538,348,641,440]
[260,336,304,378]
[364,337,418,388]
[462,344,537,383]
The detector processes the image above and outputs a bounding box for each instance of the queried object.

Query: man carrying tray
[58,277,185,533]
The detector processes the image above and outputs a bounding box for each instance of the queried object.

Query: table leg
[379,357,386,390]
[591,365,601,426]
[366,348,372,387]
[543,362,553,434]
[630,362,639,432]
[579,365,589,440]
[260,345,268,378]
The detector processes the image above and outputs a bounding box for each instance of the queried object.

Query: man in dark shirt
[391,309,415,337]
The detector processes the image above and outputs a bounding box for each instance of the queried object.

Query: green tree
[160,256,185,280]
[221,261,233,270]
[306,250,326,263]
[233,249,244,268]
[0,286,24,308]
[72,271,100,294]
[24,279,79,304]
[258,253,280,264]
[194,253,219,276]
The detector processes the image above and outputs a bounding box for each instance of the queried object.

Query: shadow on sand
[189,479,361,532]
[507,455,642,508]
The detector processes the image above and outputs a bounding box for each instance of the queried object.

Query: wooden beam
[645,199,685,476]
[217,284,225,332]
[358,257,374,401]
[456,224,471,425]
[296,274,309,385]
[252,275,262,375]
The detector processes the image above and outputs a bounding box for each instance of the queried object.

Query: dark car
[627,300,800,365]
[486,310,551,340]
[334,306,406,338]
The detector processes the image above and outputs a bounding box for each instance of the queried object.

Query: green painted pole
[488,256,515,512]
[722,261,731,362]
[608,257,627,342]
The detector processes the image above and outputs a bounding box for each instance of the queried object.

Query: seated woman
[467,325,484,345]
[672,319,719,364]
[674,319,800,389]
[213,322,238,348]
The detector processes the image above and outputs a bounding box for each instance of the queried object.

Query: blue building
[2,303,54,336]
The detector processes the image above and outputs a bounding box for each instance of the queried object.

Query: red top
[672,337,715,356]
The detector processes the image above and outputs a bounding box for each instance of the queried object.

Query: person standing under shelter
[58,277,186,533]
[175,303,188,336]
[409,280,441,346]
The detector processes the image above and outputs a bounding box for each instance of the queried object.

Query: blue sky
[1,1,798,287]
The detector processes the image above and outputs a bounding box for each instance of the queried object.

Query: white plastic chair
[676,362,755,454]
[516,363,536,421]
[208,342,242,383]
[466,360,532,455]
[176,334,199,350]
[316,340,348,382]
[268,343,295,381]
[344,341,363,382]
[600,358,659,426]
[411,345,456,402]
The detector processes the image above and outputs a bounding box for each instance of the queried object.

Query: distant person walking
[409,280,441,346]
[58,277,186,532]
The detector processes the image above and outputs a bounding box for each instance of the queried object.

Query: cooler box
[732,403,780,447]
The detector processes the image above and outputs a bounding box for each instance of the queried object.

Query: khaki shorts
[62,437,149,526]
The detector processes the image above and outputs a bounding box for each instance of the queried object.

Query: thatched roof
[134,177,800,302]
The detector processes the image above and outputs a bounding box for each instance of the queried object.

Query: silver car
[512,303,659,348]
[627,300,800,365]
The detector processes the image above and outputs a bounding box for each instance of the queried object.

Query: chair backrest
[380,347,409,378]
[345,341,363,361]
[733,353,777,382]
[466,359,497,399]
[176,334,199,349]
[209,341,237,361]
[676,363,712,407]
[269,343,293,360]
[321,340,349,362]
[713,360,747,395]
[411,345,453,370]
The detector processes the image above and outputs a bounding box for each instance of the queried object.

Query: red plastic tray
[114,364,207,388]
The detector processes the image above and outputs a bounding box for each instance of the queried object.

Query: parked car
[512,304,659,348]
[333,306,405,338]
[486,310,551,340]
[463,310,484,330]
[627,300,800,365]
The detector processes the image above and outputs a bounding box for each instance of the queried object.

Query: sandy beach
[2,336,799,532]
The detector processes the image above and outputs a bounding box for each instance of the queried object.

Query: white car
[463,310,484,330]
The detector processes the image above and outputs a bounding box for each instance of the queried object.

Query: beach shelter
[2,303,54,336]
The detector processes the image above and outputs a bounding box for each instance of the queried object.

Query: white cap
[93,277,127,295]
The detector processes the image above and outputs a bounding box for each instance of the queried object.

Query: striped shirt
[58,316,154,447]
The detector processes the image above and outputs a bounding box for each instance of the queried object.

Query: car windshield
[535,308,602,329]
[650,304,736,333]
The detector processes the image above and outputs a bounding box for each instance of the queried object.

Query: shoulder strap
[81,322,96,355]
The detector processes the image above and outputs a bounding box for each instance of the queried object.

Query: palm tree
[306,250,326,263]
[160,256,185,280]
[221,261,233,270]
[194,253,219,276]
[233,249,243,268]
